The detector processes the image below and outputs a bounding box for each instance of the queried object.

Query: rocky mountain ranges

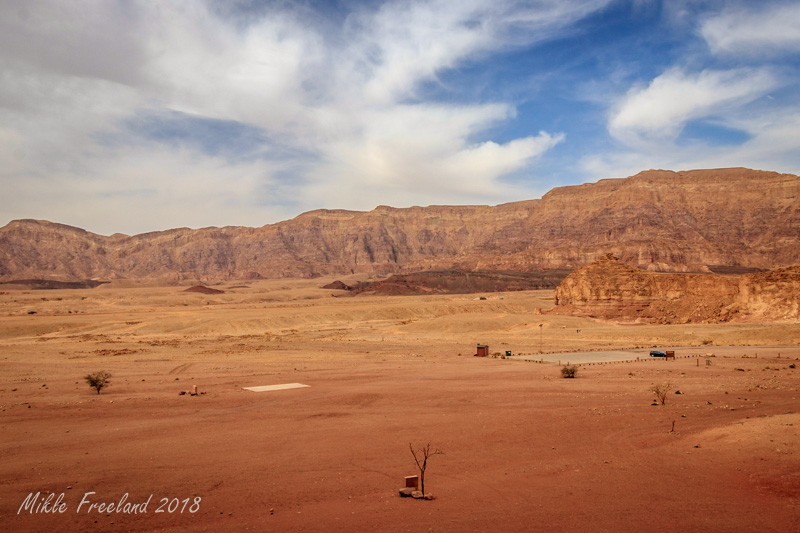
[1,168,798,283]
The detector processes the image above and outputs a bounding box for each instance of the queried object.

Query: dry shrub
[561,365,578,378]
[85,371,112,395]
[650,382,672,405]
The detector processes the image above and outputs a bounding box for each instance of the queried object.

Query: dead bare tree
[650,381,672,405]
[410,442,444,496]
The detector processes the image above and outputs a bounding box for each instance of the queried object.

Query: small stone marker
[400,475,422,497]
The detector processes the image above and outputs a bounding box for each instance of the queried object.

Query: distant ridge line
[1,168,798,282]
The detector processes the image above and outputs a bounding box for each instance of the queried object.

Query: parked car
[650,350,667,357]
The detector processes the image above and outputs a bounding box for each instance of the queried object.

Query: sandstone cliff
[478,167,800,272]
[1,168,799,282]
[553,255,800,323]
[737,267,800,321]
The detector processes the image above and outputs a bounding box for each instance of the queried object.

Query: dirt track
[1,280,798,531]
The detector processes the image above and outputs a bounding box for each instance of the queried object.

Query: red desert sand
[1,279,798,532]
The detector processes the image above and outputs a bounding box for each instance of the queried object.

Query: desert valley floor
[1,278,798,532]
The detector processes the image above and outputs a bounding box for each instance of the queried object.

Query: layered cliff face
[478,168,800,272]
[738,267,800,321]
[1,168,799,282]
[553,255,800,323]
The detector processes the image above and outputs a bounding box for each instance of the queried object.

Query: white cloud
[345,0,611,105]
[585,104,800,181]
[2,144,297,235]
[608,67,779,146]
[0,0,611,233]
[701,3,800,56]
[442,133,565,190]
[707,106,800,170]
[307,104,563,209]
[140,3,323,130]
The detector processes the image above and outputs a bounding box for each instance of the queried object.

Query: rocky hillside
[553,255,800,323]
[1,168,799,282]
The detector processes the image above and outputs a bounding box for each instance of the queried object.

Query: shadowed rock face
[346,269,571,296]
[0,279,108,290]
[183,285,225,295]
[553,255,800,324]
[321,280,352,291]
[1,168,799,282]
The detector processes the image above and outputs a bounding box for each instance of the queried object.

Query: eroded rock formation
[553,255,800,323]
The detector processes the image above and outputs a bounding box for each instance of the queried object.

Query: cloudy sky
[1,0,799,235]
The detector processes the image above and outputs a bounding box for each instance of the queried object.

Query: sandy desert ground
[1,278,798,532]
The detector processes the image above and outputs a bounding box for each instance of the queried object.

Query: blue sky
[1,0,799,235]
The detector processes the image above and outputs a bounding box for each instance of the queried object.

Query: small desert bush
[560,365,578,378]
[85,371,112,395]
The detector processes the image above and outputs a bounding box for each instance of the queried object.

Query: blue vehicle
[650,350,667,357]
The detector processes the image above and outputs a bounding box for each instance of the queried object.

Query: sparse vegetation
[561,365,578,378]
[85,371,112,395]
[650,382,673,405]
[410,442,444,497]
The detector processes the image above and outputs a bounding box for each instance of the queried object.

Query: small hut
[475,344,489,357]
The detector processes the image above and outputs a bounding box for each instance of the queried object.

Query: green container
[505,351,512,357]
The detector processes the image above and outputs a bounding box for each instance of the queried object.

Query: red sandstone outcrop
[553,255,800,323]
[737,267,800,321]
[322,280,352,291]
[1,168,798,282]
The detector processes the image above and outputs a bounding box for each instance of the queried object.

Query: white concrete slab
[243,383,310,392]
